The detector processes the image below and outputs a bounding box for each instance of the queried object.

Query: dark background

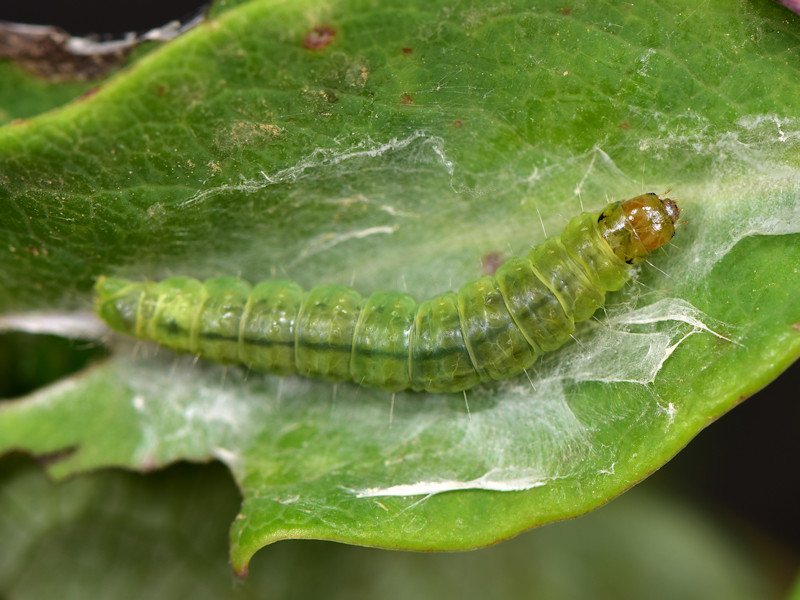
[1,0,798,565]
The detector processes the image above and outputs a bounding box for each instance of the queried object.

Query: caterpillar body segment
[95,193,680,393]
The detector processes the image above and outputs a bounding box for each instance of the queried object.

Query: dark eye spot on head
[303,25,336,50]
[481,252,504,276]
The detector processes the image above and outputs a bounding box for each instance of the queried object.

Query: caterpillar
[95,193,680,393]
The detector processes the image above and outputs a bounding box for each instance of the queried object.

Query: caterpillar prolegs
[95,193,680,393]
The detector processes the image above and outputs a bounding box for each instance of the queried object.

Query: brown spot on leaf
[77,86,101,102]
[216,121,284,151]
[303,25,336,50]
[620,121,630,130]
[402,47,413,54]
[453,119,463,128]
[561,8,572,15]
[792,322,800,332]
[401,92,413,105]
[259,123,284,135]
[481,252,504,276]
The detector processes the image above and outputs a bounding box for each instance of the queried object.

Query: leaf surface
[0,0,798,571]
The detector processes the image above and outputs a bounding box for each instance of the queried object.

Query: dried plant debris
[0,9,205,81]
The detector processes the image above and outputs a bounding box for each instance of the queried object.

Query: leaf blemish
[481,251,504,276]
[77,87,101,102]
[321,89,339,104]
[258,123,284,135]
[220,121,284,149]
[303,25,336,50]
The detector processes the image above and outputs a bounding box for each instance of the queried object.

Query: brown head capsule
[597,193,680,263]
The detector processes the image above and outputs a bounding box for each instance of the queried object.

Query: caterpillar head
[598,193,680,264]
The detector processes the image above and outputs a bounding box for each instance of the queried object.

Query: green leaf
[0,31,190,125]
[0,457,785,599]
[1,0,799,573]
[0,62,96,126]
[0,3,234,126]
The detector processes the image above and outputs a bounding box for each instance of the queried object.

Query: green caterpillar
[95,193,680,393]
